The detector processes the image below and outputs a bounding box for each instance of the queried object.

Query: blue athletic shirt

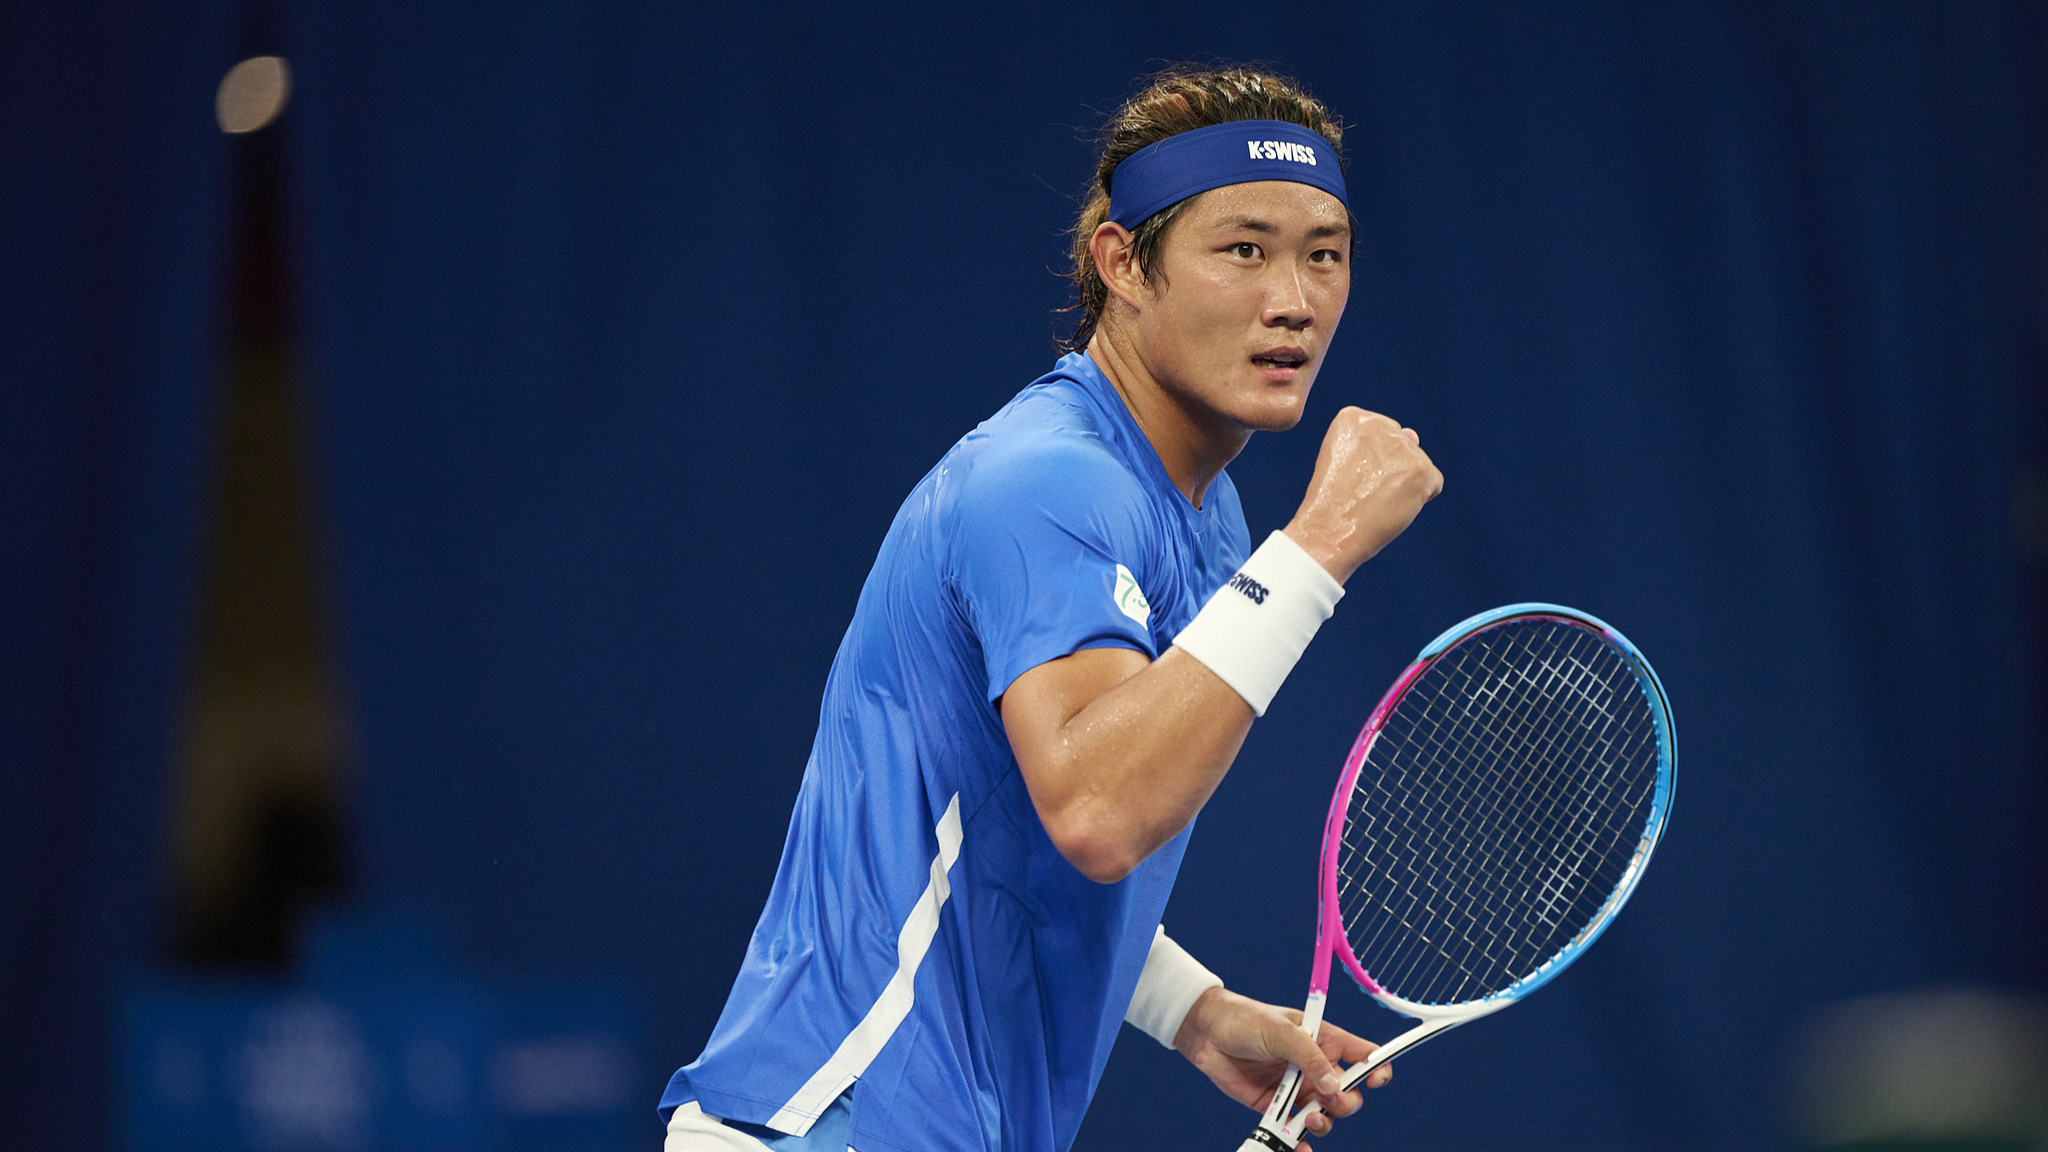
[661,352,1251,1152]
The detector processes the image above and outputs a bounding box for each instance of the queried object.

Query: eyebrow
[1213,215,1353,240]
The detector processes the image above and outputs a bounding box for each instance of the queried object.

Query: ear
[1089,221,1150,313]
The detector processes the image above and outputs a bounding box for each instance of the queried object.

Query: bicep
[997,643,1253,882]
[999,645,1153,782]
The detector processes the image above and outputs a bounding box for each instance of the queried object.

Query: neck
[1086,327,1251,509]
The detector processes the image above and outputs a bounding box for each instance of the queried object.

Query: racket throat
[1333,1013,1467,1092]
[1298,989,1329,1037]
[1243,1011,1483,1151]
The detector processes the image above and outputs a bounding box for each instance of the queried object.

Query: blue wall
[7,2,2044,1150]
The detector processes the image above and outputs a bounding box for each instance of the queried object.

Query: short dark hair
[1059,65,1348,353]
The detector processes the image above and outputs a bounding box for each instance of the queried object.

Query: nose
[1262,264,1314,331]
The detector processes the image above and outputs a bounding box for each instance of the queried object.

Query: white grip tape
[1171,531,1344,716]
[1125,926,1223,1048]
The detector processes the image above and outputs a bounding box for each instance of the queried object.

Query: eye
[1230,242,1262,260]
[1309,247,1345,265]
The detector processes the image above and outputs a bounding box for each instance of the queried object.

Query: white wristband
[1125,926,1224,1048]
[1171,531,1344,716]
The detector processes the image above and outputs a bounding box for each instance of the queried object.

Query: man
[662,66,1442,1152]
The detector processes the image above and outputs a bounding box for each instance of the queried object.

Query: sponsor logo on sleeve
[1113,564,1153,630]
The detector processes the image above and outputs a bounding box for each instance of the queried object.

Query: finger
[1309,1022,1389,1104]
[1305,1108,1333,1138]
[1403,426,1420,445]
[1312,1019,1382,1067]
[1316,1083,1365,1119]
[1279,1024,1344,1097]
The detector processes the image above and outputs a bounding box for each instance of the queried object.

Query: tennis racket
[1239,603,1675,1151]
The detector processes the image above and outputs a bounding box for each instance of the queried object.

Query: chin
[1251,410,1307,433]
[1242,390,1312,433]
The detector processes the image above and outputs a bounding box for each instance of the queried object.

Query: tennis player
[661,66,1441,1152]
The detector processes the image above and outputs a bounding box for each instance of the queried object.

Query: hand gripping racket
[1239,603,1675,1151]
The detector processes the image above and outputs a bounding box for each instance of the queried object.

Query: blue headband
[1107,119,1348,230]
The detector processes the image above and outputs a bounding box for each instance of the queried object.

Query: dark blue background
[6,2,2044,1150]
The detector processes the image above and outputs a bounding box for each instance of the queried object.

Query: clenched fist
[1283,407,1443,584]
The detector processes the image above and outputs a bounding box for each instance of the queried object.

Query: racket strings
[1360,654,1650,1000]
[1344,693,1637,998]
[1346,633,1652,999]
[1336,620,1660,1006]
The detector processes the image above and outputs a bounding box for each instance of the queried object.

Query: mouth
[1250,347,1311,378]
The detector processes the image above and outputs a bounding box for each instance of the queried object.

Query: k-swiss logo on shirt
[1226,572,1269,605]
[1113,564,1152,630]
[1247,140,1318,166]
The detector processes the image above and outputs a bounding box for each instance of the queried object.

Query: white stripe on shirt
[766,793,964,1135]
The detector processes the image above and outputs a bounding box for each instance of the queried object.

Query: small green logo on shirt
[1113,564,1152,630]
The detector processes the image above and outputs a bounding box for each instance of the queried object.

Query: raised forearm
[1005,407,1442,883]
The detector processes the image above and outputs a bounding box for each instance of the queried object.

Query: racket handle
[1240,1067,1305,1151]
[1237,1126,1299,1152]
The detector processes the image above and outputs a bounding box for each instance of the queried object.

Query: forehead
[1176,180,1352,236]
